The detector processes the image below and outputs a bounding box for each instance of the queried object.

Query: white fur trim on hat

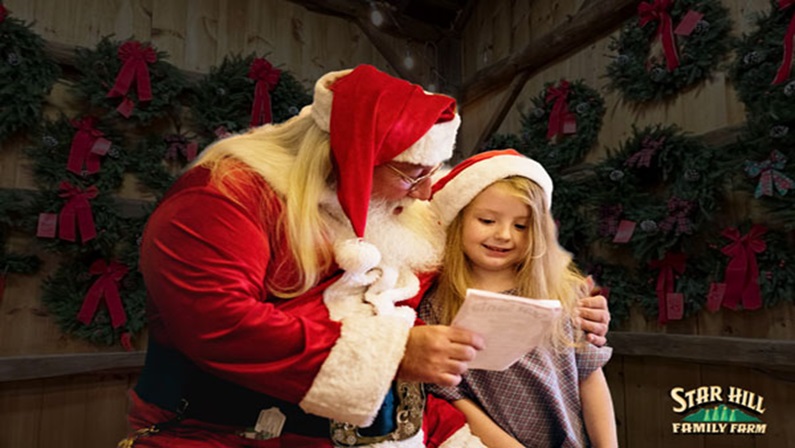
[432,153,554,226]
[310,67,460,167]
[391,112,460,167]
[310,68,353,132]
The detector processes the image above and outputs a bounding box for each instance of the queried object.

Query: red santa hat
[431,149,554,226]
[309,64,461,239]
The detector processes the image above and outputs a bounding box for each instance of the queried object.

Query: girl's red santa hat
[431,149,554,226]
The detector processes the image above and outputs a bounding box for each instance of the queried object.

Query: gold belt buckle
[330,381,425,446]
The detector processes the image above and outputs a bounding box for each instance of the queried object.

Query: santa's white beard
[321,194,445,273]
[364,199,445,272]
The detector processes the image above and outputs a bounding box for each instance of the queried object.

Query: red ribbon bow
[67,117,105,175]
[0,4,8,23]
[599,204,624,237]
[545,80,576,139]
[649,252,686,324]
[58,181,98,243]
[658,197,695,235]
[248,58,281,128]
[720,225,767,311]
[638,0,680,71]
[773,0,795,84]
[106,41,157,105]
[76,260,129,328]
[625,136,664,168]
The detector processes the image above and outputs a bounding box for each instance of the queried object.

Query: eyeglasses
[385,163,443,192]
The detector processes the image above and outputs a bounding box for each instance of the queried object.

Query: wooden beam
[44,40,204,85]
[0,352,146,382]
[2,329,794,382]
[284,0,448,43]
[609,332,795,369]
[451,0,478,35]
[459,70,532,161]
[458,0,638,108]
[354,16,421,84]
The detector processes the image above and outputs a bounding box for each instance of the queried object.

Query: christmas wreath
[518,79,605,171]
[25,114,150,347]
[551,174,594,256]
[729,0,795,123]
[606,0,732,103]
[39,231,147,348]
[130,133,200,197]
[0,190,41,282]
[583,125,729,324]
[587,125,726,262]
[71,36,186,125]
[696,223,795,312]
[190,54,312,139]
[582,259,643,329]
[0,3,60,142]
[731,125,795,229]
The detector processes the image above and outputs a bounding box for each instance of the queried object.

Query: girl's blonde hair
[433,176,587,348]
[192,112,335,298]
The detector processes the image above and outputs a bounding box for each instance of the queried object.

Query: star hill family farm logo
[670,385,767,435]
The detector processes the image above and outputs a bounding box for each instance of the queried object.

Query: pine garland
[729,0,795,123]
[0,190,40,275]
[731,126,795,230]
[701,223,795,310]
[635,248,712,322]
[518,79,605,171]
[71,36,187,125]
[190,53,312,138]
[39,236,147,347]
[605,0,732,102]
[0,3,60,142]
[551,174,593,256]
[130,133,196,197]
[582,259,643,329]
[25,115,128,192]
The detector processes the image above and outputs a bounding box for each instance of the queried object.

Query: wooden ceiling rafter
[459,0,639,152]
[353,15,422,84]
[285,0,451,43]
[458,0,639,107]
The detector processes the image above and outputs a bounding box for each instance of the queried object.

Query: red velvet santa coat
[130,165,478,447]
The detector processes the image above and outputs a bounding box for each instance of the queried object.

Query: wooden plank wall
[459,1,795,447]
[0,1,416,446]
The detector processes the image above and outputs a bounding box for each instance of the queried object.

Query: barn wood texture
[0,1,792,447]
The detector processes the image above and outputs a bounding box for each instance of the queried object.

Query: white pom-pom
[334,238,381,275]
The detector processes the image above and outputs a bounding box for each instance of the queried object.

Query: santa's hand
[397,325,485,387]
[577,294,610,347]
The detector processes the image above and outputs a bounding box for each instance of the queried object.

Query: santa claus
[124,64,490,447]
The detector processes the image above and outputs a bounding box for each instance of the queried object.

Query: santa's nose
[408,178,432,201]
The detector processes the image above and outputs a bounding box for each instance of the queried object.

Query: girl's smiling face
[460,182,530,280]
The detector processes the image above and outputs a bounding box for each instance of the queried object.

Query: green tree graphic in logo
[683,405,761,423]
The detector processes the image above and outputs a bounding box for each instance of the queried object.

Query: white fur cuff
[299,313,412,426]
[439,424,487,448]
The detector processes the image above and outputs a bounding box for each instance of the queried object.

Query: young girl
[420,149,617,448]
